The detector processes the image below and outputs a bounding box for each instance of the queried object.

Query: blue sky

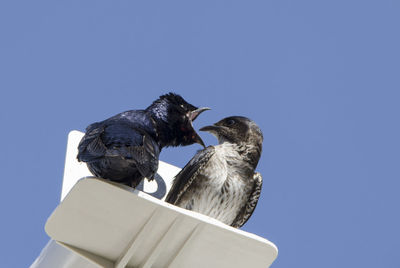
[1,1,400,267]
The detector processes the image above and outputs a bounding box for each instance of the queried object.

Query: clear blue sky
[1,1,399,267]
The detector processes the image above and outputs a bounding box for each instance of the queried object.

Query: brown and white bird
[165,116,263,228]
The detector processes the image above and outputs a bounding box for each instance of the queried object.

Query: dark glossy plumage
[166,116,263,228]
[77,93,209,188]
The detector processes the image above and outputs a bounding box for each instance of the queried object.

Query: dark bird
[165,116,263,228]
[77,93,209,188]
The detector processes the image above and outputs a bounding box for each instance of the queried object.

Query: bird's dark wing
[124,134,160,181]
[165,146,215,204]
[100,122,160,180]
[78,120,160,179]
[77,122,107,162]
[231,172,263,228]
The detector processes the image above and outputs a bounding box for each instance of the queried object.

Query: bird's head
[147,92,210,148]
[200,116,263,166]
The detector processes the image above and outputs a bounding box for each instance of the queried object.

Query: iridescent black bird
[166,116,263,228]
[77,93,209,188]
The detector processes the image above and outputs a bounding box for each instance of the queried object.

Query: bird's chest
[188,146,253,225]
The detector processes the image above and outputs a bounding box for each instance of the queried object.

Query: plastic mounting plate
[45,178,278,268]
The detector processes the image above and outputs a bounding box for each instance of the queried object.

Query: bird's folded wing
[127,134,160,180]
[231,172,263,228]
[102,123,160,179]
[77,122,107,162]
[165,146,215,204]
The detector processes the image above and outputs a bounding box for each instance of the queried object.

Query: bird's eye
[180,104,185,109]
[226,119,236,126]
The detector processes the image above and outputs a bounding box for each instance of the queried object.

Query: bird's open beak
[187,107,209,148]
[189,107,211,121]
[193,132,206,148]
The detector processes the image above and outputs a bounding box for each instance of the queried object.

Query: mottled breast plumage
[166,143,259,227]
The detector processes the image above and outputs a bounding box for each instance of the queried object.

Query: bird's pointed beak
[189,107,211,121]
[193,132,206,148]
[199,124,221,133]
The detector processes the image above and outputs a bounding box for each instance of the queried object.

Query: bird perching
[77,93,210,188]
[166,116,263,228]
